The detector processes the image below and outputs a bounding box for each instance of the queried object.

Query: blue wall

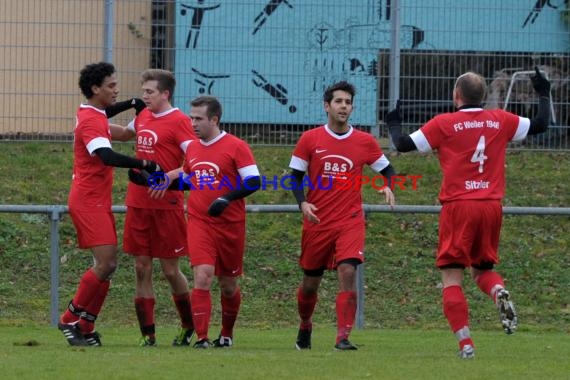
[174,0,569,126]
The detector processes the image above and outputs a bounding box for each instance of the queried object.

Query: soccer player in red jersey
[289,81,397,351]
[119,69,197,347]
[183,96,261,348]
[60,62,160,346]
[388,67,551,358]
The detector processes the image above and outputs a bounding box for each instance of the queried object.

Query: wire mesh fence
[1,0,568,149]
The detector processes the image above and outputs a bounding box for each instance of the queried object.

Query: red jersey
[289,125,390,231]
[125,108,196,209]
[410,108,530,203]
[183,131,259,223]
[68,104,114,211]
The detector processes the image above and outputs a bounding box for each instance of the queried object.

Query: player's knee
[300,286,318,297]
[194,270,214,289]
[100,260,118,280]
[337,259,359,282]
[162,267,182,285]
[221,284,238,298]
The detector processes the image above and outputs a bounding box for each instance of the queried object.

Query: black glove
[530,66,551,97]
[128,169,149,186]
[132,98,146,115]
[207,197,230,217]
[142,160,161,174]
[386,100,402,125]
[106,98,144,118]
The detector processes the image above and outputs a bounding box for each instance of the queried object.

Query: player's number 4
[470,136,488,173]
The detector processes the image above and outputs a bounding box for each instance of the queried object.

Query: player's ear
[452,88,460,107]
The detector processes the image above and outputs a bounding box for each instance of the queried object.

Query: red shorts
[187,217,245,277]
[69,208,117,249]
[300,221,365,271]
[123,207,188,258]
[437,200,502,268]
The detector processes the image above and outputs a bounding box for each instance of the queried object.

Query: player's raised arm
[94,147,160,172]
[527,66,551,135]
[109,123,136,142]
[105,97,146,118]
[387,100,418,152]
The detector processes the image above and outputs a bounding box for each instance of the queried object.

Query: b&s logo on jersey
[320,155,354,180]
[137,129,158,153]
[190,161,220,185]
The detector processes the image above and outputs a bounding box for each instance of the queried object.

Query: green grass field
[0,142,569,377]
[2,326,570,380]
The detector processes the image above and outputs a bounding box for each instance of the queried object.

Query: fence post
[48,207,62,327]
[104,0,114,63]
[355,210,367,329]
[355,262,365,329]
[388,0,401,151]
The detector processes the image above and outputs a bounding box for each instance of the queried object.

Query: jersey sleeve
[175,116,197,153]
[506,113,531,142]
[364,135,390,172]
[412,116,444,152]
[182,143,193,174]
[81,119,112,155]
[289,132,310,172]
[234,140,259,176]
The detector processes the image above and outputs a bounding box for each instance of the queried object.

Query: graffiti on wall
[174,0,567,126]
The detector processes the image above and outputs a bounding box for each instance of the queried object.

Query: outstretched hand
[386,100,402,125]
[378,187,395,209]
[300,201,320,224]
[530,66,551,97]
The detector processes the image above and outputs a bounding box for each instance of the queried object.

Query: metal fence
[2,204,570,328]
[1,1,569,149]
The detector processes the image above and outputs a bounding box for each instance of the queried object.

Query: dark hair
[141,69,176,100]
[323,81,356,103]
[78,62,116,99]
[190,95,223,122]
[455,72,487,105]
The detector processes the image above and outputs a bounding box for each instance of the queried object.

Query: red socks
[335,291,357,343]
[297,287,318,330]
[220,289,241,338]
[191,288,212,340]
[78,279,110,333]
[442,285,474,349]
[173,292,194,330]
[61,269,103,324]
[134,297,156,338]
[475,271,505,303]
